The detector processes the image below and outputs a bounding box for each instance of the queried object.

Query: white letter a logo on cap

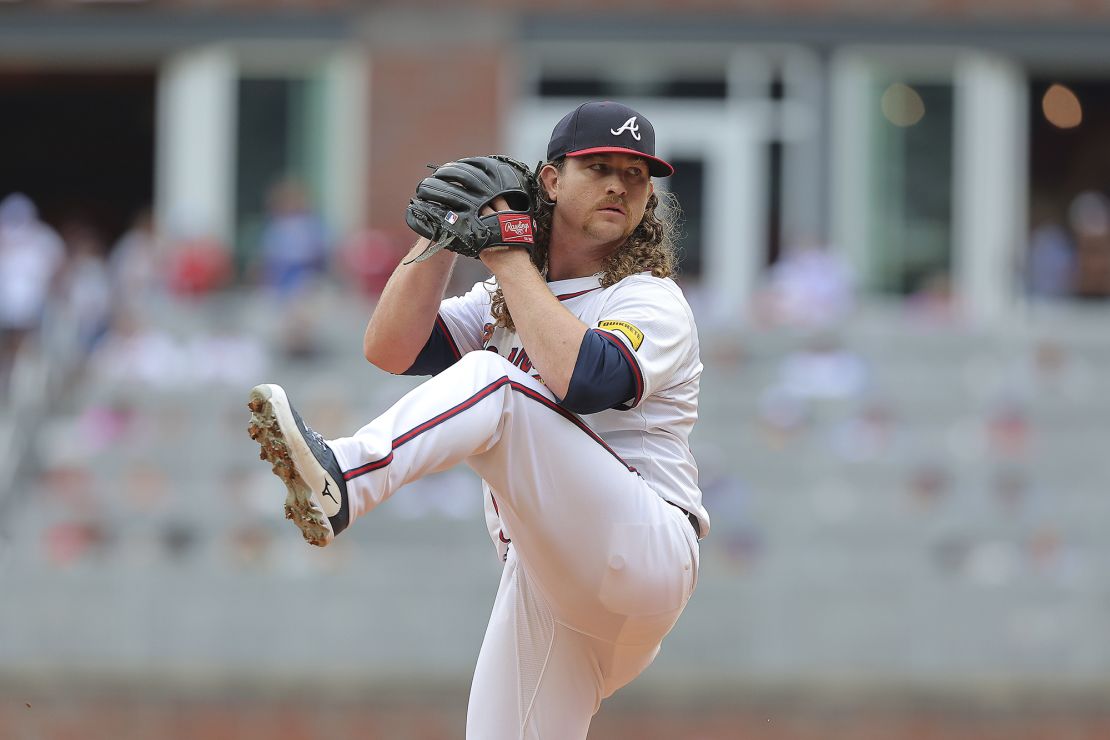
[610,117,641,141]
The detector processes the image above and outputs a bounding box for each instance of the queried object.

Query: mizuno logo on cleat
[321,480,339,505]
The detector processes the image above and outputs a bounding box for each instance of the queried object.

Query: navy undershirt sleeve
[402,316,461,376]
[560,329,637,414]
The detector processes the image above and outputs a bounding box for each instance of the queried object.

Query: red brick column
[367,48,505,245]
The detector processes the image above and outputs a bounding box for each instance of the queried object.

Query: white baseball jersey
[436,271,709,560]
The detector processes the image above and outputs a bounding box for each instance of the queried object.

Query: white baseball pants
[328,350,699,739]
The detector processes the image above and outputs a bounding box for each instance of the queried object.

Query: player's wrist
[479,244,533,271]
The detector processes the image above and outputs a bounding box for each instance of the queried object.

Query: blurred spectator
[337,227,401,299]
[79,397,136,453]
[186,328,268,387]
[1027,526,1086,586]
[721,528,764,574]
[1069,190,1110,299]
[757,334,868,450]
[57,220,113,355]
[0,193,66,394]
[906,270,958,324]
[88,312,181,387]
[165,233,232,299]
[109,209,164,314]
[985,397,1030,460]
[1032,339,1067,382]
[931,533,973,576]
[755,241,854,328]
[777,333,868,402]
[1026,338,1094,401]
[161,521,199,561]
[229,524,274,569]
[281,299,326,361]
[992,467,1030,516]
[829,398,898,462]
[907,461,951,511]
[1026,217,1075,298]
[256,177,330,300]
[43,520,112,568]
[757,386,809,448]
[697,470,763,573]
[963,338,1094,406]
[89,310,268,389]
[122,462,170,513]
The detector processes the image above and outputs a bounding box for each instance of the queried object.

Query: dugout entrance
[0,69,156,248]
[1027,77,1110,300]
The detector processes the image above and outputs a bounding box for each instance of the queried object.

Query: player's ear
[539,163,560,203]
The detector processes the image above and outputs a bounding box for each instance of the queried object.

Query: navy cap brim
[564,146,674,178]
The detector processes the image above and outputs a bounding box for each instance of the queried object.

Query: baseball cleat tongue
[247,384,350,546]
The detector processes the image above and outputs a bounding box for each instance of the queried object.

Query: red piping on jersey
[435,313,462,361]
[556,287,601,301]
[595,329,645,407]
[507,380,635,471]
[341,376,508,480]
[342,374,636,482]
[488,494,511,544]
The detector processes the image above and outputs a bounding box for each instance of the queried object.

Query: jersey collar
[547,273,603,301]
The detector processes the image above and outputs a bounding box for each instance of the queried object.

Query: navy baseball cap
[547,101,674,177]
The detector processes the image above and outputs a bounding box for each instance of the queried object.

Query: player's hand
[480,196,512,217]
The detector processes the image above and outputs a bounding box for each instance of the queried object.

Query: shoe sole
[247,384,334,547]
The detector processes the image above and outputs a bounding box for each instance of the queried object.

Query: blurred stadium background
[2,1,1110,738]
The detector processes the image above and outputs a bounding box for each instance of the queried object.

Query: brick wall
[367,47,505,243]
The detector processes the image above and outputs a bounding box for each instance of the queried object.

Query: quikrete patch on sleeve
[597,320,644,351]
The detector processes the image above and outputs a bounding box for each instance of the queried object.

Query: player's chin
[584,217,632,243]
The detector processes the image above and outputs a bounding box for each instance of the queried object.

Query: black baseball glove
[404,155,537,263]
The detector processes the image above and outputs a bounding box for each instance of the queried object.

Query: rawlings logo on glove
[404,155,537,263]
[498,214,533,242]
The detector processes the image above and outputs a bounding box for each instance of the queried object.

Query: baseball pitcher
[248,101,709,739]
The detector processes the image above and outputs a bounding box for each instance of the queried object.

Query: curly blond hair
[489,160,681,330]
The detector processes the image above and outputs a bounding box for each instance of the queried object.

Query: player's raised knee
[454,348,516,376]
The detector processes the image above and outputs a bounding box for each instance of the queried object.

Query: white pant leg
[328,352,699,727]
[467,547,686,739]
[466,551,599,740]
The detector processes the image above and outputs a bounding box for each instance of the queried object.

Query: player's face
[543,153,653,250]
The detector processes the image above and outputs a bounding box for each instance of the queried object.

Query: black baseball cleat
[247,384,350,546]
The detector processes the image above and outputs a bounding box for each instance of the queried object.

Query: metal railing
[0,299,81,528]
